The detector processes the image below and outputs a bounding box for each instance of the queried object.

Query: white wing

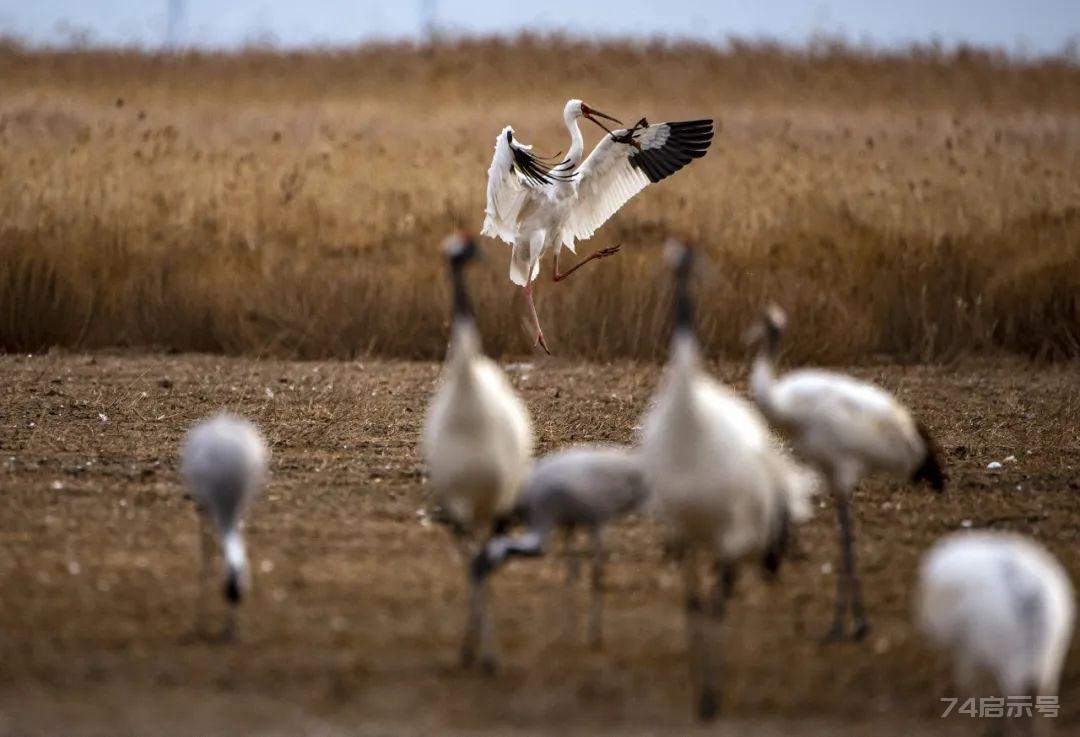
[566,120,713,242]
[481,126,563,245]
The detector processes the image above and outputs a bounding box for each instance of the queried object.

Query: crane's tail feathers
[777,456,818,524]
[760,447,816,579]
[913,421,946,491]
[762,501,791,578]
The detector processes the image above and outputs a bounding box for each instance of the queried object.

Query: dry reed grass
[1,37,1078,361]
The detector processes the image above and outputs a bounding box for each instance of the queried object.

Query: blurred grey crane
[471,445,649,649]
[180,412,268,641]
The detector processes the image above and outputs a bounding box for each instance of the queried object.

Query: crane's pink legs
[552,245,622,282]
[523,246,621,355]
[523,281,550,355]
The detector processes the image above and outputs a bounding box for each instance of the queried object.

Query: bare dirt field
[1,352,1078,736]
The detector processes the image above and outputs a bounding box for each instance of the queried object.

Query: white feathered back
[181,412,268,532]
[422,320,534,530]
[641,334,813,560]
[917,531,1075,696]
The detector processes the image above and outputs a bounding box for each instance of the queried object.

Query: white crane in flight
[482,99,714,353]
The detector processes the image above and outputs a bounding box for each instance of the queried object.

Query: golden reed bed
[1,37,1078,361]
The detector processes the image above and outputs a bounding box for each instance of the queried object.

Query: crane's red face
[580,103,622,131]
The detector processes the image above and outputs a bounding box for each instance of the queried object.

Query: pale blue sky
[0,1,1077,56]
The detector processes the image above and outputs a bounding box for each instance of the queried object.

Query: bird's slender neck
[674,269,694,337]
[447,259,481,365]
[449,319,481,366]
[563,112,586,169]
[669,269,701,393]
[223,528,246,603]
[750,332,780,418]
[450,260,473,322]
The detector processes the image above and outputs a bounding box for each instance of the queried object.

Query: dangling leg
[552,244,622,283]
[587,526,605,650]
[523,281,550,355]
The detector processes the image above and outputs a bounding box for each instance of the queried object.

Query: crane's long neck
[447,260,481,368]
[563,114,586,169]
[450,260,473,321]
[750,331,781,420]
[223,528,246,604]
[668,267,701,400]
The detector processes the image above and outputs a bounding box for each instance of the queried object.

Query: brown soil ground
[0,353,1078,736]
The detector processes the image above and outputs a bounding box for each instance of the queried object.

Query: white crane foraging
[180,412,268,640]
[482,99,714,353]
[747,304,945,641]
[422,232,535,671]
[639,243,813,720]
[470,444,648,649]
[917,531,1074,731]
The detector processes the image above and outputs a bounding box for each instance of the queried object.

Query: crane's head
[566,99,623,132]
[664,238,695,337]
[763,303,788,334]
[745,303,788,352]
[664,238,694,279]
[442,231,479,266]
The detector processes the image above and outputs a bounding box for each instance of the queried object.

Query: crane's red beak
[583,104,626,124]
[582,104,623,133]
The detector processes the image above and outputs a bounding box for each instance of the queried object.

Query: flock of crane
[179,100,1074,726]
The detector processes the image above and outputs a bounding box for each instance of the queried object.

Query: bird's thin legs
[551,245,622,283]
[461,555,479,666]
[453,532,493,671]
[1025,687,1047,737]
[683,549,718,721]
[711,560,735,618]
[522,282,550,355]
[699,558,732,720]
[196,509,215,639]
[222,601,238,644]
[462,561,495,672]
[825,487,869,642]
[587,527,605,650]
[561,528,581,641]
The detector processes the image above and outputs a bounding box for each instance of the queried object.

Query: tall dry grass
[1,37,1079,362]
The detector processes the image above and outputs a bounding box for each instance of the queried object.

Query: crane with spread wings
[482,99,714,353]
